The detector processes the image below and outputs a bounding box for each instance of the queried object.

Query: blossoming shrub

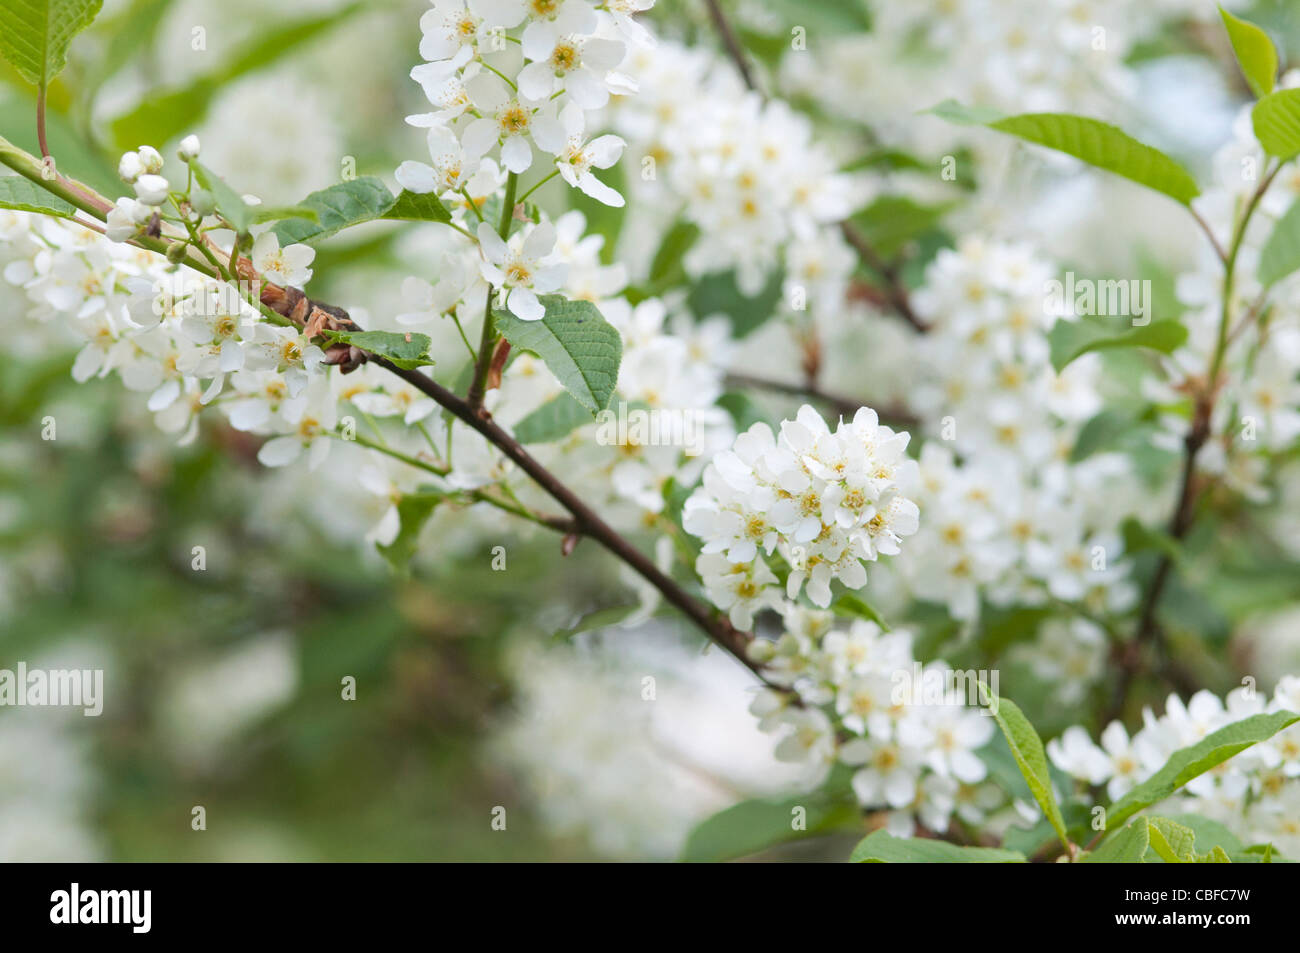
[2,0,1300,862]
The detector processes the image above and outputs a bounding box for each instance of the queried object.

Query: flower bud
[133,174,171,206]
[137,145,164,174]
[118,151,143,183]
[177,135,201,162]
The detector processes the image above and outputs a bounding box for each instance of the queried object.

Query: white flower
[461,75,540,173]
[396,125,476,195]
[251,232,315,288]
[133,174,171,206]
[841,730,926,809]
[531,103,626,207]
[518,22,626,108]
[476,220,566,321]
[105,197,151,243]
[177,135,201,161]
[1046,725,1111,785]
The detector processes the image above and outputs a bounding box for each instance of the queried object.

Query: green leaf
[687,268,784,339]
[494,296,622,415]
[831,592,891,631]
[1252,88,1300,159]
[648,220,700,288]
[1257,197,1300,286]
[1048,316,1187,373]
[933,107,1200,205]
[249,204,320,225]
[0,175,76,217]
[1146,816,1198,863]
[1220,7,1278,98]
[1166,813,1244,856]
[979,683,1071,853]
[849,196,954,257]
[190,161,253,235]
[0,0,104,88]
[1198,845,1233,863]
[107,2,365,152]
[384,189,452,225]
[1107,710,1300,830]
[1083,818,1150,863]
[323,329,434,371]
[270,177,398,246]
[681,793,857,862]
[851,830,1025,863]
[512,391,593,444]
[375,492,442,571]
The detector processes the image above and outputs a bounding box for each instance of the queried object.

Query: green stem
[517,169,560,205]
[466,170,518,410]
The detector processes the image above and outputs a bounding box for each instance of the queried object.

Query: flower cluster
[684,404,919,624]
[748,607,1001,836]
[1049,680,1300,857]
[393,0,646,319]
[894,238,1140,623]
[613,38,863,296]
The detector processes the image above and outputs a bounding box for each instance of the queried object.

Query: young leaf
[323,329,434,371]
[1106,710,1300,830]
[512,391,593,444]
[494,296,622,415]
[271,177,398,246]
[979,683,1071,853]
[249,205,320,226]
[1146,816,1198,863]
[384,190,452,225]
[1082,818,1149,863]
[0,0,104,89]
[851,830,1025,863]
[831,592,892,631]
[1219,7,1278,99]
[647,220,700,289]
[0,176,76,218]
[1048,316,1187,373]
[376,492,443,571]
[682,793,857,862]
[849,196,954,257]
[931,107,1200,205]
[1251,88,1300,159]
[687,268,784,339]
[1257,197,1300,286]
[190,161,254,235]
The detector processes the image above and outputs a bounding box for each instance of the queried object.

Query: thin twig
[699,0,928,333]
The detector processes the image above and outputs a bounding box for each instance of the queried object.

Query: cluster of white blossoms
[1049,680,1300,857]
[612,37,863,296]
[683,405,919,624]
[392,0,649,320]
[1150,80,1300,505]
[747,607,1002,837]
[897,237,1142,623]
[777,0,1237,139]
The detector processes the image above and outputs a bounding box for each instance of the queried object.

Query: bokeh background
[6,0,1300,861]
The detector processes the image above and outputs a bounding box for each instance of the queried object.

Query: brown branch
[724,372,917,429]
[0,138,784,692]
[373,357,765,676]
[699,0,928,333]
